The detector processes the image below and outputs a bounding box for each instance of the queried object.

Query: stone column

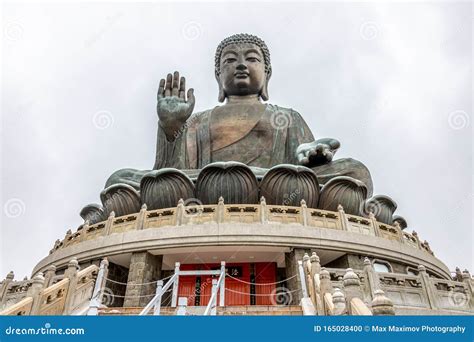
[285,248,308,305]
[124,252,163,307]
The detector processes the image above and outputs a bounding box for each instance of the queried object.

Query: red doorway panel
[176,262,276,306]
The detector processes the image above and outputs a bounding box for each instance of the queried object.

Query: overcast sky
[1,2,472,279]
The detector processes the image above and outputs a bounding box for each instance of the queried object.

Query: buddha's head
[215,33,272,102]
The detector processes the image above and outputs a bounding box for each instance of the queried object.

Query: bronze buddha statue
[105,33,373,199]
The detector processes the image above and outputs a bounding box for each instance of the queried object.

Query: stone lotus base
[81,162,402,227]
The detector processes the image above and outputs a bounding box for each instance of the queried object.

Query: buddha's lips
[234,72,249,78]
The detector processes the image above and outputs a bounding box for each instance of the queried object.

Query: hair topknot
[214,33,271,78]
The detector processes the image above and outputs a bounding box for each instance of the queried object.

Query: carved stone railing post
[393,221,404,243]
[310,252,321,282]
[417,265,437,309]
[0,271,14,306]
[412,231,423,250]
[176,199,185,226]
[302,253,314,304]
[63,258,80,314]
[342,268,365,315]
[369,212,381,237]
[319,268,333,299]
[297,260,309,299]
[461,270,474,308]
[371,289,395,315]
[87,258,109,316]
[303,253,311,274]
[104,211,115,235]
[63,229,72,247]
[80,221,90,242]
[363,257,379,300]
[310,252,323,315]
[43,265,57,288]
[260,196,268,224]
[300,199,308,226]
[337,205,348,231]
[332,288,346,315]
[217,197,225,223]
[28,273,45,315]
[137,204,147,230]
[319,267,333,313]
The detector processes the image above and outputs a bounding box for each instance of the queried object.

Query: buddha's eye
[225,58,237,64]
[246,57,259,62]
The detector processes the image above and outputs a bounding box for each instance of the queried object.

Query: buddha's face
[219,43,266,98]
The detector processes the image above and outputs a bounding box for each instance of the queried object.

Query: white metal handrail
[203,267,225,316]
[139,261,226,316]
[139,273,178,316]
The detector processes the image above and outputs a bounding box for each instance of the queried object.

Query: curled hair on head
[214,33,272,79]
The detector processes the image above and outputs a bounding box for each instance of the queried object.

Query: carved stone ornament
[196,161,259,204]
[79,203,106,225]
[140,168,195,210]
[260,164,319,208]
[392,215,407,230]
[318,176,368,215]
[364,195,397,224]
[100,183,141,217]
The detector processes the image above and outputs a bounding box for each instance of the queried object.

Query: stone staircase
[218,305,303,316]
[98,305,302,316]
[99,307,175,315]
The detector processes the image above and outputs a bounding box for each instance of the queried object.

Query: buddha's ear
[260,77,270,101]
[218,84,226,102]
[216,74,226,103]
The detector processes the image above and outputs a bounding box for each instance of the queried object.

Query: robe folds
[153,104,314,170]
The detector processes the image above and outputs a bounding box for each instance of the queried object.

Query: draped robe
[105,103,373,196]
[153,103,314,172]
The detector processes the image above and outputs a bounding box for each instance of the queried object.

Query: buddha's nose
[236,63,247,70]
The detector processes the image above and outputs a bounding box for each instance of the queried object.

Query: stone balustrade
[301,253,473,315]
[301,253,379,316]
[51,199,433,257]
[0,275,32,311]
[0,259,99,316]
[324,259,472,314]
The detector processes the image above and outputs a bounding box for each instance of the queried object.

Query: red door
[177,264,199,306]
[255,263,277,305]
[224,263,250,306]
[200,263,251,306]
[177,262,277,306]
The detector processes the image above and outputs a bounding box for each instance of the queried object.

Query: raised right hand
[157,71,195,139]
